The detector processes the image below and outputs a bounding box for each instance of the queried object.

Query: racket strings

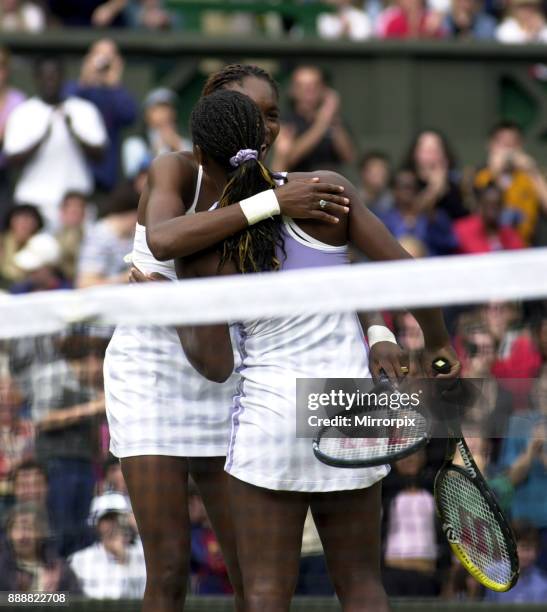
[437,469,513,587]
[316,408,428,462]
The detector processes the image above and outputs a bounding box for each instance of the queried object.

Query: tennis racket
[312,372,429,468]
[433,358,519,592]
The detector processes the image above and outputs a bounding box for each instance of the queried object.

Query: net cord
[0,248,546,339]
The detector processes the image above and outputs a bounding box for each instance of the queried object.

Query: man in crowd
[64,39,137,194]
[272,65,355,173]
[3,58,107,230]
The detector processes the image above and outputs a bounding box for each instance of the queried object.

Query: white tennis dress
[104,166,237,458]
[225,218,389,492]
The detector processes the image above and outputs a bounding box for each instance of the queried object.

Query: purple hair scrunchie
[229,149,258,168]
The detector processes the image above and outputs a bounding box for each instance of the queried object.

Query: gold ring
[400,366,409,374]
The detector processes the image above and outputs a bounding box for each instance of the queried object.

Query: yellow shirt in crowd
[474,168,539,244]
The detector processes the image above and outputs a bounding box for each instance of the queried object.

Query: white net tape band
[1,248,546,339]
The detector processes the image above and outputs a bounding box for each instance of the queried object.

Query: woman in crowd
[404,128,468,220]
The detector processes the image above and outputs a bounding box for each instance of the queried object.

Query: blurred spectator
[127,0,177,30]
[0,502,80,592]
[0,46,25,218]
[11,460,48,508]
[496,0,547,43]
[481,302,543,405]
[376,0,445,38]
[69,492,146,599]
[317,0,372,40]
[404,129,468,220]
[475,121,547,244]
[378,168,458,255]
[382,450,440,596]
[9,232,69,294]
[442,557,483,599]
[122,87,189,179]
[454,183,524,254]
[98,454,127,495]
[498,374,547,568]
[189,485,232,595]
[56,192,88,284]
[64,39,136,193]
[0,204,44,287]
[359,151,394,216]
[271,66,355,173]
[487,521,547,602]
[394,311,425,351]
[0,0,45,32]
[443,0,497,38]
[0,377,33,518]
[47,0,128,28]
[32,332,108,557]
[3,58,107,230]
[460,327,513,440]
[76,181,138,288]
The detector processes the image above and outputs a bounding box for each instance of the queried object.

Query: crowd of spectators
[2,1,547,43]
[0,34,546,603]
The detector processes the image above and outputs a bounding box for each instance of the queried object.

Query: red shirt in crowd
[376,8,443,38]
[454,215,524,254]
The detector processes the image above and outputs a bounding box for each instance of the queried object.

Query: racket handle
[432,358,451,375]
[378,368,390,384]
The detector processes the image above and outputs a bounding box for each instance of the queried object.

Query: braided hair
[202,63,278,98]
[190,90,285,273]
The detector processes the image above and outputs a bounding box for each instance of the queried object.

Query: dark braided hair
[202,63,278,98]
[190,90,285,273]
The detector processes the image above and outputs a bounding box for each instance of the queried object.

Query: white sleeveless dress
[225,218,389,492]
[104,166,237,457]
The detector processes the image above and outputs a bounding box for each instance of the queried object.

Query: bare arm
[358,312,407,381]
[330,117,356,165]
[321,170,460,377]
[175,250,235,382]
[37,396,105,432]
[145,154,351,261]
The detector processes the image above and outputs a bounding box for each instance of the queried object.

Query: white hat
[88,492,131,526]
[14,233,61,272]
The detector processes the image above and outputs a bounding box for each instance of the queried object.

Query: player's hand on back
[275,177,350,224]
[129,265,170,283]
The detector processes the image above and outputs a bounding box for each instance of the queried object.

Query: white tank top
[130,165,204,280]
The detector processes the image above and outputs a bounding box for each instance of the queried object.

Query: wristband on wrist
[367,325,397,347]
[239,189,280,225]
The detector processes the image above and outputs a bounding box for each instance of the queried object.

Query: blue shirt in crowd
[498,412,547,528]
[443,13,497,40]
[378,209,458,256]
[63,82,137,191]
[486,566,547,603]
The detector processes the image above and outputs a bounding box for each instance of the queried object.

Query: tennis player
[103,65,379,612]
[178,90,461,612]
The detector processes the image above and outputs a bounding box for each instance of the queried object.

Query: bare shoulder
[286,170,354,190]
[149,151,198,188]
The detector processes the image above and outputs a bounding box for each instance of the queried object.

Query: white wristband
[239,189,281,225]
[367,325,397,347]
